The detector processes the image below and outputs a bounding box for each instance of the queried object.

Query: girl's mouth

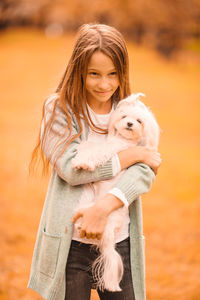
[95,90,111,95]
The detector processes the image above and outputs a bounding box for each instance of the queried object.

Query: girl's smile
[86,51,119,114]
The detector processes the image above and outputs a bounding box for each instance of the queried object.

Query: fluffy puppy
[72,93,160,292]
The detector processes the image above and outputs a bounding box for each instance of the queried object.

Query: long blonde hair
[29,23,131,176]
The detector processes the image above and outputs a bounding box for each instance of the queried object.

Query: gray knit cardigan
[28,95,155,300]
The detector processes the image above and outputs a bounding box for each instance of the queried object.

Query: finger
[80,229,86,238]
[72,211,83,223]
[96,233,102,240]
[86,232,92,239]
[91,233,96,239]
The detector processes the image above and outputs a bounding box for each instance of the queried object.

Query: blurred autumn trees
[0,0,200,57]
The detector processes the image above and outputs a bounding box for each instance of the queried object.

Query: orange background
[0,28,199,299]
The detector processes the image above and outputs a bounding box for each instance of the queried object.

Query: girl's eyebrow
[87,68,117,72]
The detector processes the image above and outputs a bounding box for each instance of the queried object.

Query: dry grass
[0,28,199,300]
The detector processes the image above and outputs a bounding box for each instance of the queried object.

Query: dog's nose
[127,122,133,127]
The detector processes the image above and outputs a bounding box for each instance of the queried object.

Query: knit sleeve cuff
[113,163,155,205]
[108,188,129,207]
[97,158,113,180]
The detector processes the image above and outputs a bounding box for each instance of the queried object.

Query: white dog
[72,93,160,292]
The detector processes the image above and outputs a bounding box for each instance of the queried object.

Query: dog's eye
[122,115,126,119]
[137,119,142,124]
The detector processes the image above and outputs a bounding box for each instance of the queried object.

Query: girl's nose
[98,78,110,90]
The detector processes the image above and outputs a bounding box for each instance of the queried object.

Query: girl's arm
[112,162,156,205]
[41,95,114,185]
[118,146,161,174]
[111,145,161,206]
[73,149,161,239]
[73,164,156,239]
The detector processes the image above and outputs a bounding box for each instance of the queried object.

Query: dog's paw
[78,163,95,171]
[78,162,96,171]
[71,157,95,171]
[83,163,95,171]
[71,158,82,169]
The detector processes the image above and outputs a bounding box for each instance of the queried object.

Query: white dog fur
[71,93,160,292]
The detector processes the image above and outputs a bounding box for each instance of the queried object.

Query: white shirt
[72,104,130,244]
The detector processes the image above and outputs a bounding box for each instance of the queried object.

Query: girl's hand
[72,194,123,239]
[137,147,161,174]
[72,205,108,239]
[118,146,161,174]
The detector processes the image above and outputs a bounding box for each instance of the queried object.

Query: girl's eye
[137,119,142,124]
[109,72,117,76]
[122,115,126,119]
[89,72,98,76]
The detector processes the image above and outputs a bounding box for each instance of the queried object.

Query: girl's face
[85,51,119,112]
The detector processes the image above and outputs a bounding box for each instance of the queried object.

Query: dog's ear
[108,109,120,136]
[117,93,146,109]
[143,111,160,150]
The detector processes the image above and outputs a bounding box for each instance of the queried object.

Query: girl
[28,23,161,300]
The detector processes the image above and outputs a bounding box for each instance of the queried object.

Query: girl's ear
[117,93,146,109]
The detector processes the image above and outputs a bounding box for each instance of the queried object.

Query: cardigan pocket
[38,229,61,278]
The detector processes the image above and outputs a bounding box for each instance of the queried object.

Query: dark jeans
[65,237,135,300]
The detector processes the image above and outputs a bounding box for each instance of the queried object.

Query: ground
[0,29,199,300]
